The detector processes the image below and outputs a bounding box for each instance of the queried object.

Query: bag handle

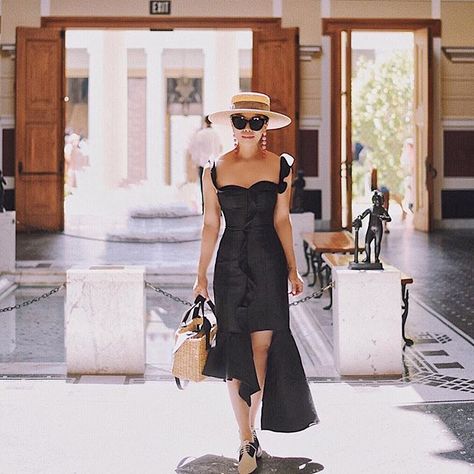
[180,295,204,326]
[174,296,216,391]
[194,297,215,351]
[181,295,215,326]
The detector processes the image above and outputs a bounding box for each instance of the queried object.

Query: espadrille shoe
[251,429,263,458]
[238,440,258,474]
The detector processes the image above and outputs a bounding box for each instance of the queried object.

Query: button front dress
[202,153,319,433]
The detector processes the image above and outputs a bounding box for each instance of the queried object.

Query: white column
[203,34,218,117]
[215,31,239,110]
[101,31,128,188]
[87,32,105,189]
[204,31,239,152]
[146,46,165,186]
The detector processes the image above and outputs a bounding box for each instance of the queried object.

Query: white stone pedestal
[0,290,15,356]
[290,212,314,273]
[333,266,402,375]
[65,266,145,375]
[0,211,16,272]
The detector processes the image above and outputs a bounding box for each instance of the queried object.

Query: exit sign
[150,1,171,14]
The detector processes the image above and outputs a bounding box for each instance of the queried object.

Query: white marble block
[0,291,16,355]
[65,266,146,375]
[290,212,314,273]
[0,211,16,272]
[333,266,402,376]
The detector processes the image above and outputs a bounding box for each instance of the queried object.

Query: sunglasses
[231,115,269,131]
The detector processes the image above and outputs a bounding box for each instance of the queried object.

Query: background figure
[64,132,89,191]
[291,169,306,213]
[186,115,222,212]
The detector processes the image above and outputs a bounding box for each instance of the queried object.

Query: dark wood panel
[442,190,474,218]
[298,129,318,176]
[303,190,321,219]
[2,128,15,177]
[444,130,474,177]
[4,190,15,211]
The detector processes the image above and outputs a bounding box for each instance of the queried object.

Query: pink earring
[261,132,267,155]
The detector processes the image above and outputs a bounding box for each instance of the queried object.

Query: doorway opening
[350,31,414,233]
[63,29,252,241]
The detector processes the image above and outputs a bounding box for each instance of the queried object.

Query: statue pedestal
[290,212,314,272]
[0,211,16,272]
[333,266,402,375]
[65,266,145,375]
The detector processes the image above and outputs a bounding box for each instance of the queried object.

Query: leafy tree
[352,50,413,196]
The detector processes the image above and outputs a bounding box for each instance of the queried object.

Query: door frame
[35,16,297,230]
[323,18,441,230]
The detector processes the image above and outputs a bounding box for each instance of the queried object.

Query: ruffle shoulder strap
[278,153,295,194]
[204,158,218,189]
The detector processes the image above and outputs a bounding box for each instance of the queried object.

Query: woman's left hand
[288,269,304,296]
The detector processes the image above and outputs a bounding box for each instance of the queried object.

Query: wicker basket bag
[172,295,217,388]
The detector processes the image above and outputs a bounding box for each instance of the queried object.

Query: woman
[193,92,319,474]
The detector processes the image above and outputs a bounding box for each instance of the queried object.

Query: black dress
[202,153,319,433]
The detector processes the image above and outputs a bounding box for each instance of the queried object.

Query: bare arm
[273,173,304,296]
[193,166,221,299]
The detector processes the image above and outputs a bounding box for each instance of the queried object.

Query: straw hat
[208,92,291,130]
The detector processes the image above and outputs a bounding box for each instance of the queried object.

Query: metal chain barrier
[289,282,334,306]
[145,280,333,307]
[0,280,333,313]
[145,281,194,307]
[0,284,65,313]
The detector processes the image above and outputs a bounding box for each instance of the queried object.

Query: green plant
[352,50,413,196]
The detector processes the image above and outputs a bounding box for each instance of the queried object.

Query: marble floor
[0,219,473,472]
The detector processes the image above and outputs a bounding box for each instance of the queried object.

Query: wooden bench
[302,231,359,289]
[321,253,414,346]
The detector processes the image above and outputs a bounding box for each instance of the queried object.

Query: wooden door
[16,27,65,231]
[329,29,352,230]
[252,26,299,158]
[413,27,434,232]
[340,30,352,229]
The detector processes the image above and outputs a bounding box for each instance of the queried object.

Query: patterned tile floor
[1,222,473,472]
[379,226,474,338]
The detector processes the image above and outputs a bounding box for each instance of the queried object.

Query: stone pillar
[87,31,128,189]
[0,278,16,356]
[333,266,402,376]
[290,212,315,272]
[0,211,15,272]
[101,31,128,188]
[87,32,105,189]
[203,31,240,152]
[65,266,146,375]
[146,46,165,185]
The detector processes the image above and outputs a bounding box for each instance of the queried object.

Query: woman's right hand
[193,276,209,300]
